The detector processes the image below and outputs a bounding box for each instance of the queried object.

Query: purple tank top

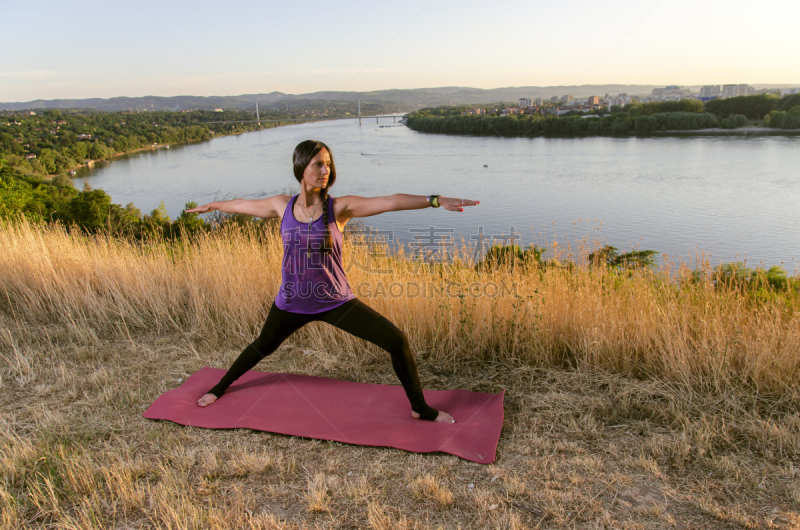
[275,195,355,313]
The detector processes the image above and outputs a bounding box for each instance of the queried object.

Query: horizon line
[6,82,800,105]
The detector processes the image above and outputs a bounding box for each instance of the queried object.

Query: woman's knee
[250,331,285,358]
[383,325,410,355]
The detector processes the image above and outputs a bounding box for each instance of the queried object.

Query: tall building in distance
[519,98,531,107]
[534,97,542,106]
[588,96,600,105]
[700,85,720,98]
[651,86,691,99]
[722,85,739,98]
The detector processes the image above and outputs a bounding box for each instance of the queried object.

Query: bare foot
[412,410,455,423]
[197,393,218,407]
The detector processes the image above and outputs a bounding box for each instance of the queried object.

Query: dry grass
[1,219,799,528]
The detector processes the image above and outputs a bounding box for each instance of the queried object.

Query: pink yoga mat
[144,367,504,463]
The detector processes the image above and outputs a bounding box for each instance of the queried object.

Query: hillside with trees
[0,108,299,236]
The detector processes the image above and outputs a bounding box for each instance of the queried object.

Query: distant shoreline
[651,127,800,137]
[60,122,298,180]
[405,123,800,139]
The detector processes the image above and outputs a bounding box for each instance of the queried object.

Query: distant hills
[3,85,663,112]
[5,84,796,113]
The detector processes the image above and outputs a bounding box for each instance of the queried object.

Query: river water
[75,118,800,271]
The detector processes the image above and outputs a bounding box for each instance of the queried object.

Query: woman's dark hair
[293,140,336,253]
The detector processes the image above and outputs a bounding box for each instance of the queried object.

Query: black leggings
[207,298,439,420]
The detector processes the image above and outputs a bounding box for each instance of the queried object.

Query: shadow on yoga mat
[144,367,504,464]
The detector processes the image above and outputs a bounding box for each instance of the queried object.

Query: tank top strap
[281,194,297,229]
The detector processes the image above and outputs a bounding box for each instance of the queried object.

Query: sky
[1,0,799,102]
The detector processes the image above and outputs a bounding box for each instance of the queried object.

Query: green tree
[0,177,34,218]
[777,93,800,112]
[705,94,778,120]
[60,189,114,231]
[171,201,206,237]
[37,148,58,174]
[642,99,704,115]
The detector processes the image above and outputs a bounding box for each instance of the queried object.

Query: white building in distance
[651,86,691,99]
[721,84,754,98]
[700,85,720,98]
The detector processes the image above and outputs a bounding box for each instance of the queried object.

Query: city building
[588,96,599,105]
[651,86,691,99]
[700,85,720,98]
[722,85,739,98]
[519,98,531,107]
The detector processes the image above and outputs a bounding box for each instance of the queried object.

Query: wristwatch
[428,195,440,208]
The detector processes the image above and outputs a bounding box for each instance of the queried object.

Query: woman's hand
[438,196,480,212]
[186,203,216,214]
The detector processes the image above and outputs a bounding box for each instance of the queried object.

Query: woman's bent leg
[207,302,311,398]
[321,299,440,421]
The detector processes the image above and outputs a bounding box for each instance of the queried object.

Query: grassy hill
[2,220,799,528]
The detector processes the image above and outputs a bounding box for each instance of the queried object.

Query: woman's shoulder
[272,194,294,208]
[331,195,349,213]
[265,194,293,222]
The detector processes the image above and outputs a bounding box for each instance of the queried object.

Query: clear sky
[2,0,798,102]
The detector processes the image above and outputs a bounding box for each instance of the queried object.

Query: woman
[188,140,479,423]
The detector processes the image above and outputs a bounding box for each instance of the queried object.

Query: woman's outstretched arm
[337,194,479,221]
[187,195,290,219]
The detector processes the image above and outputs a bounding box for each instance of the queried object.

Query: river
[75,118,800,271]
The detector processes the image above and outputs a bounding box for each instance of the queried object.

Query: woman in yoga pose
[187,140,479,423]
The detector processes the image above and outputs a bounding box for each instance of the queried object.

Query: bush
[767,109,800,129]
[588,245,657,270]
[720,114,747,129]
[634,112,718,133]
[476,244,548,272]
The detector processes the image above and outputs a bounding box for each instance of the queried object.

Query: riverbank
[405,111,800,139]
[652,127,800,136]
[60,120,299,180]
